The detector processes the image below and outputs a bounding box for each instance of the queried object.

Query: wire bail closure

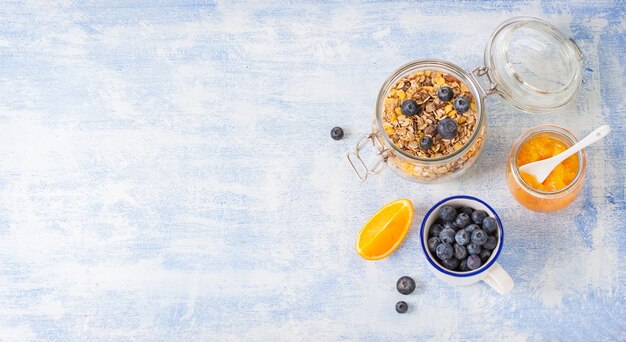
[471,66,498,97]
[346,133,388,181]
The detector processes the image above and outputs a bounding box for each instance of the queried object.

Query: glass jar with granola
[368,60,487,183]
[347,17,583,183]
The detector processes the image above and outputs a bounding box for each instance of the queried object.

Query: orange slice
[355,199,414,260]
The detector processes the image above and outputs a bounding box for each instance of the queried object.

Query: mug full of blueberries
[420,195,514,294]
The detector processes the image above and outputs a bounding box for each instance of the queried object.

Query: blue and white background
[0,1,623,340]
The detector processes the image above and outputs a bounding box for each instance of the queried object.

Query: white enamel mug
[420,195,514,294]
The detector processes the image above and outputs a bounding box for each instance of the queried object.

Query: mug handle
[482,262,514,295]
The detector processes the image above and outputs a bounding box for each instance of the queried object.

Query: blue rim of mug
[419,195,504,277]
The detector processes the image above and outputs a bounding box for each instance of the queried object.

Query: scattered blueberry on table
[396,276,416,295]
[393,277,417,314]
[330,126,344,140]
[395,301,408,314]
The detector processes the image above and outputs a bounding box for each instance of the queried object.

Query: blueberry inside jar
[373,60,488,183]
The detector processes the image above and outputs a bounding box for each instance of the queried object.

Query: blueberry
[437,118,458,139]
[482,217,498,234]
[471,229,488,246]
[395,301,408,314]
[455,213,471,229]
[419,136,433,150]
[330,127,344,140]
[467,242,481,255]
[479,249,492,262]
[440,256,459,270]
[459,206,474,216]
[454,229,470,245]
[483,236,498,250]
[438,205,457,222]
[443,220,459,232]
[427,237,440,253]
[439,228,456,244]
[467,255,482,270]
[396,276,416,295]
[436,242,454,260]
[429,223,443,238]
[401,99,420,116]
[459,258,470,272]
[454,96,471,113]
[437,86,454,102]
[453,243,467,260]
[470,210,487,224]
[465,224,479,234]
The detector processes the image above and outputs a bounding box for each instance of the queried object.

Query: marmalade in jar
[507,126,586,213]
[517,136,579,192]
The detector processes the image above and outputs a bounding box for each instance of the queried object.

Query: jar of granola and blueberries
[347,17,583,183]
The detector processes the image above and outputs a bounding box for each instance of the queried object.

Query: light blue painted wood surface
[0,1,624,340]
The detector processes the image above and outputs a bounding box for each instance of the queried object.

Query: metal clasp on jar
[346,133,389,181]
[471,66,498,97]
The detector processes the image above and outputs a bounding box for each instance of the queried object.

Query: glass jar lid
[484,17,583,114]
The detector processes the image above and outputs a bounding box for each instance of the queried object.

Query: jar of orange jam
[507,125,586,213]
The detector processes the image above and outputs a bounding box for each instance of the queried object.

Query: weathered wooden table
[0,1,623,340]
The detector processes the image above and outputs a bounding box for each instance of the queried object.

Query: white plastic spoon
[519,125,611,184]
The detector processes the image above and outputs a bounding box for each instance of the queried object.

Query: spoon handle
[553,125,611,164]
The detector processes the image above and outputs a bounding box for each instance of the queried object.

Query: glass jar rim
[510,124,586,197]
[375,59,485,163]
